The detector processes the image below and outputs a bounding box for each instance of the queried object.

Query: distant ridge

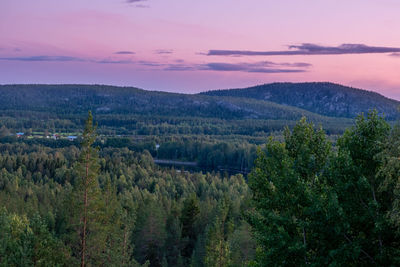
[0,82,397,129]
[0,84,337,122]
[200,82,400,120]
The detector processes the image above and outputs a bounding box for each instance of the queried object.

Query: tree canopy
[247,111,400,266]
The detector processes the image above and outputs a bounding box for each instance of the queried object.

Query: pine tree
[69,111,104,267]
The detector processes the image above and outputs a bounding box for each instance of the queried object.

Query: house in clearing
[67,136,77,141]
[16,132,24,137]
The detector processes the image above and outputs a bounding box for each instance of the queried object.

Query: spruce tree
[180,193,200,261]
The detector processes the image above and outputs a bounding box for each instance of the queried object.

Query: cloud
[207,43,400,56]
[256,61,312,68]
[126,0,149,7]
[138,60,164,67]
[164,64,197,71]
[95,59,134,64]
[202,62,307,73]
[154,49,173,54]
[389,52,400,57]
[0,55,135,64]
[0,55,85,62]
[114,51,135,55]
[135,4,150,8]
[163,61,310,73]
[0,54,309,74]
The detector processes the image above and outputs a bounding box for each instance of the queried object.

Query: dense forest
[0,83,363,175]
[2,110,400,266]
[1,83,400,266]
[1,83,391,137]
[0,112,255,266]
[1,82,396,175]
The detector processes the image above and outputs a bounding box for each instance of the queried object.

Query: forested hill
[0,84,337,122]
[201,82,400,120]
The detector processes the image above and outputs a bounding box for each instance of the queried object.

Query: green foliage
[0,110,254,266]
[2,83,400,267]
[247,111,400,266]
[324,110,399,265]
[204,198,234,267]
[247,117,331,266]
[181,194,200,260]
[0,209,69,266]
[0,84,354,143]
[228,223,256,267]
[66,111,106,266]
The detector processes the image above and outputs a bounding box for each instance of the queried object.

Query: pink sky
[1,0,400,99]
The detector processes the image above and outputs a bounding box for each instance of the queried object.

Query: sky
[1,0,400,98]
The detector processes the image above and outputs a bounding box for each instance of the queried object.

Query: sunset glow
[1,0,400,98]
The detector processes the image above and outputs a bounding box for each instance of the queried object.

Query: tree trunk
[81,152,90,267]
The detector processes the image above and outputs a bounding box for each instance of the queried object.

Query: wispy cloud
[96,59,134,64]
[201,62,308,73]
[114,51,135,55]
[164,61,310,73]
[0,55,85,62]
[138,60,164,67]
[256,61,312,68]
[389,52,400,57]
[126,0,149,8]
[0,55,134,64]
[154,49,173,54]
[164,64,197,71]
[135,4,150,8]
[0,54,309,74]
[207,43,400,56]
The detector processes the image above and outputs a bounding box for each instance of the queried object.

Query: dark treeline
[0,114,350,137]
[0,135,258,174]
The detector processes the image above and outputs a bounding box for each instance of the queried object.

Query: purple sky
[1,0,400,98]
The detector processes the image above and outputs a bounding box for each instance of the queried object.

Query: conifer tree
[180,193,200,261]
[70,111,104,267]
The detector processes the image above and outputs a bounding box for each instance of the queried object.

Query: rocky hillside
[201,82,400,120]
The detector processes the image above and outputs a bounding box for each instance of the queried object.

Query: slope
[201,82,400,120]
